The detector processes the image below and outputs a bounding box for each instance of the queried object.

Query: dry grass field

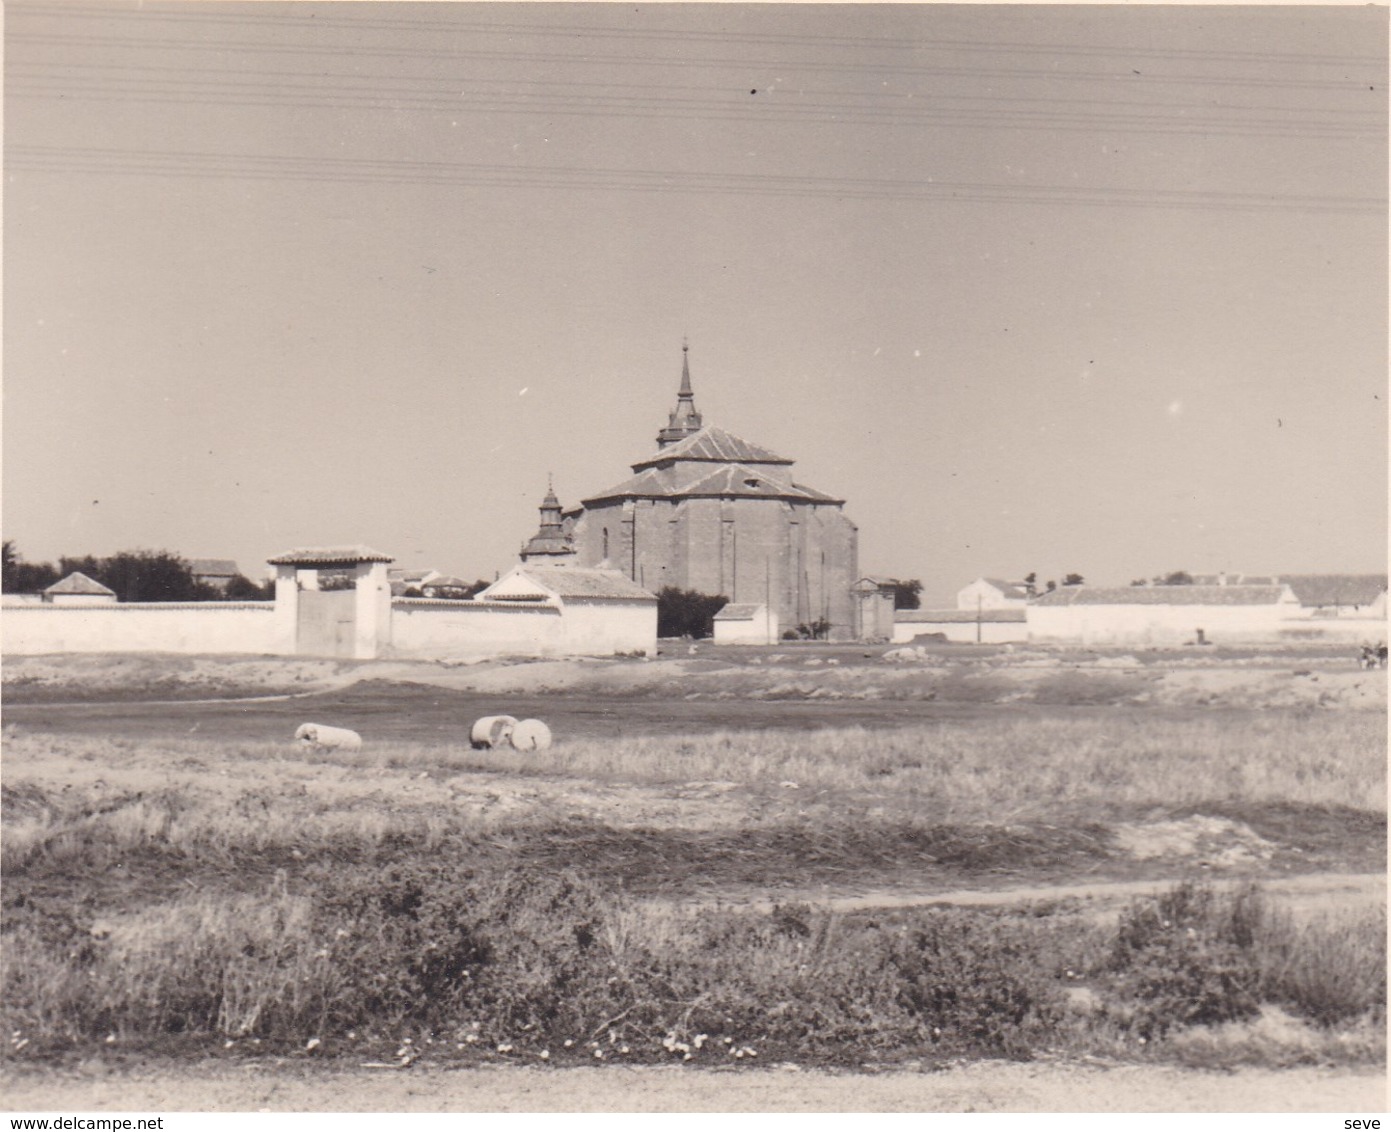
[2,645,1385,1110]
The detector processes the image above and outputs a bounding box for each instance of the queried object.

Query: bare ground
[3,1059,1383,1113]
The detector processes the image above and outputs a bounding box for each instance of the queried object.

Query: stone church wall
[571,496,858,640]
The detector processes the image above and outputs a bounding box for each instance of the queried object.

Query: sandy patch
[3,1059,1381,1113]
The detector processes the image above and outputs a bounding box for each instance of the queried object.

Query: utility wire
[9,144,1382,214]
[8,79,1376,140]
[11,56,1383,124]
[11,2,1382,70]
[9,31,1379,92]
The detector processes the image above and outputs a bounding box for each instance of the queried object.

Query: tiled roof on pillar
[267,546,395,566]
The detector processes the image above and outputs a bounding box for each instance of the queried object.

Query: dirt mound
[1111,815,1276,867]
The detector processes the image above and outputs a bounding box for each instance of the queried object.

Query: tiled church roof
[583,461,842,505]
[631,426,794,470]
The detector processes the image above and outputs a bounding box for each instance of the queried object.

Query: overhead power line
[8,30,1379,93]
[10,2,1383,70]
[7,74,1377,141]
[8,144,1383,215]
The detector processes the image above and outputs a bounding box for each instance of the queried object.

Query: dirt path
[5,1060,1383,1112]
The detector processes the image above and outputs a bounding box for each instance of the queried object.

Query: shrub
[1103,883,1262,1037]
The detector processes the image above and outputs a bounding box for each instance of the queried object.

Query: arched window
[602,528,609,560]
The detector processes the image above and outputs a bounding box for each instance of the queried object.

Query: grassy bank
[3,709,1383,1069]
[3,864,1383,1068]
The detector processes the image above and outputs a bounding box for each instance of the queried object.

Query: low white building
[957,577,1032,610]
[463,564,656,657]
[713,602,779,645]
[1027,584,1301,646]
[43,572,118,606]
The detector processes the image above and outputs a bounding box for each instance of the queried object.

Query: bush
[1102,883,1262,1037]
[657,587,728,639]
[1097,883,1386,1039]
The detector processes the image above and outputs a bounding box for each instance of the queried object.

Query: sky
[4,2,1386,605]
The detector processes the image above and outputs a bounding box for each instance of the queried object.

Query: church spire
[520,476,576,563]
[657,340,704,449]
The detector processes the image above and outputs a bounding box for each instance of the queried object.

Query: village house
[1277,574,1387,618]
[42,571,117,606]
[712,602,779,645]
[957,577,1032,610]
[189,558,241,592]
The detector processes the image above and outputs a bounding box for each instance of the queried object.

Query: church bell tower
[656,342,703,449]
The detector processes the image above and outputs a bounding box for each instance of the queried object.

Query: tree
[223,573,275,600]
[2,541,58,594]
[889,578,922,610]
[1158,571,1193,586]
[58,550,214,602]
[1062,573,1085,587]
[657,586,728,639]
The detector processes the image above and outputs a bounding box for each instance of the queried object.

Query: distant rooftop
[267,546,395,566]
[484,566,656,602]
[189,558,240,578]
[44,571,116,597]
[1033,585,1292,607]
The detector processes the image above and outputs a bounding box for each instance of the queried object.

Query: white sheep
[294,722,363,752]
[470,715,519,749]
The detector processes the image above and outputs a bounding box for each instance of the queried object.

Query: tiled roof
[581,467,671,503]
[388,568,436,583]
[485,566,656,602]
[44,571,116,596]
[979,577,1031,599]
[714,603,766,620]
[631,426,793,470]
[189,558,240,577]
[1277,574,1388,608]
[897,608,1026,623]
[267,546,395,566]
[680,464,842,502]
[1032,585,1292,607]
[583,462,841,505]
[421,576,473,590]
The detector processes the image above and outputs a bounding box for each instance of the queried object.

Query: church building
[520,346,859,640]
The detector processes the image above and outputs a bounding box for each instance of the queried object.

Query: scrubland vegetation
[2,705,1385,1070]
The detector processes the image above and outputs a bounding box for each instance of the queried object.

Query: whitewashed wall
[390,598,655,658]
[2,602,282,655]
[562,599,658,656]
[390,599,561,657]
[893,618,1028,644]
[1277,615,1388,643]
[1027,602,1292,646]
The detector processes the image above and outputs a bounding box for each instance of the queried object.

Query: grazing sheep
[510,718,553,752]
[470,715,518,749]
[294,722,363,751]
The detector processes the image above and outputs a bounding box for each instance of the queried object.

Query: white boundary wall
[560,599,657,655]
[2,602,282,655]
[390,598,656,658]
[893,618,1028,645]
[390,599,562,657]
[1029,602,1293,646]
